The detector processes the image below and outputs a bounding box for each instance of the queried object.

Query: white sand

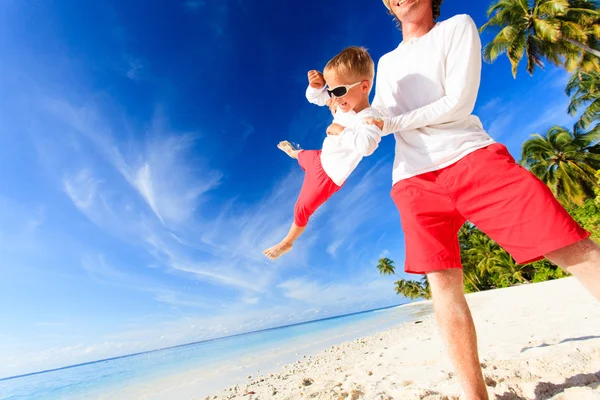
[205,278,600,400]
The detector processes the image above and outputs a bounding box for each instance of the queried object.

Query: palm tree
[560,0,600,71]
[377,258,431,300]
[520,124,600,205]
[492,251,534,286]
[420,276,432,299]
[377,257,399,276]
[464,231,509,276]
[394,279,425,300]
[480,0,600,77]
[566,70,600,130]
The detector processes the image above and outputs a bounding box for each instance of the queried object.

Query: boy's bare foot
[277,141,300,159]
[263,242,293,260]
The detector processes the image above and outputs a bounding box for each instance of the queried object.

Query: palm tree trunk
[564,38,600,59]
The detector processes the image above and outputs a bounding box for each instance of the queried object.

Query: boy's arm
[305,86,330,107]
[328,110,382,157]
[379,15,482,135]
[305,70,330,106]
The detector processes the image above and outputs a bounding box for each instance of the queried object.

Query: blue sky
[0,0,578,378]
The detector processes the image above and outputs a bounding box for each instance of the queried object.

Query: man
[365,0,600,398]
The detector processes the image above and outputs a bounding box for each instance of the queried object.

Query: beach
[203,278,600,400]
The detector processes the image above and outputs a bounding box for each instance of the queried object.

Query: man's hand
[364,117,384,131]
[308,70,326,89]
[326,123,345,136]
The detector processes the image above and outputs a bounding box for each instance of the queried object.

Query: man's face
[388,0,431,21]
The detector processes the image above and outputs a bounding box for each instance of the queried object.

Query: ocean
[0,301,431,400]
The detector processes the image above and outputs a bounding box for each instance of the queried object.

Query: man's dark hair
[386,0,443,29]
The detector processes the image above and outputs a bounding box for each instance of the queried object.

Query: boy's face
[323,69,370,113]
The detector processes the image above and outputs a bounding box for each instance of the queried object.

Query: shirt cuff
[381,117,394,135]
[306,85,326,94]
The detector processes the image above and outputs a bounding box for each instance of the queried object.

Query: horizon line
[0,300,413,382]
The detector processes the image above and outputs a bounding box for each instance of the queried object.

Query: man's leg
[427,268,488,400]
[545,238,600,300]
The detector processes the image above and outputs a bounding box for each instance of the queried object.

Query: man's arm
[370,60,395,137]
[327,110,382,156]
[337,122,382,156]
[381,15,482,135]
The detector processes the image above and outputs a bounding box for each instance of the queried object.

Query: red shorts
[391,143,590,274]
[294,150,342,227]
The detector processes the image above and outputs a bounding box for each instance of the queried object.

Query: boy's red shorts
[391,143,590,274]
[294,150,342,227]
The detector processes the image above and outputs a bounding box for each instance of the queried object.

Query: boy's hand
[326,123,345,136]
[326,99,337,116]
[364,117,384,131]
[308,70,326,89]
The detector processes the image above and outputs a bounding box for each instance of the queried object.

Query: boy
[263,46,382,260]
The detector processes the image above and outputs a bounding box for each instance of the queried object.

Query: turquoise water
[0,302,431,400]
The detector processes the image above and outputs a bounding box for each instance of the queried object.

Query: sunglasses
[326,81,362,98]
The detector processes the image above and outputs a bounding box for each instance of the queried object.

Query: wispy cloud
[81,253,218,312]
[39,94,313,297]
[182,0,207,12]
[277,276,398,309]
[64,169,103,212]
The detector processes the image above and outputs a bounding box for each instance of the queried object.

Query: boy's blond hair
[324,46,375,83]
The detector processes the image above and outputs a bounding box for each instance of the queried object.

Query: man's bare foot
[277,141,300,159]
[263,242,293,260]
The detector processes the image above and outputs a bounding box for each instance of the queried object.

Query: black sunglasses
[326,81,362,98]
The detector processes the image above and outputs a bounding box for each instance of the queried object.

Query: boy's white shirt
[305,85,381,186]
[372,14,496,184]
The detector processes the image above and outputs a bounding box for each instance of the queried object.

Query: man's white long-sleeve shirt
[305,86,381,186]
[372,14,495,184]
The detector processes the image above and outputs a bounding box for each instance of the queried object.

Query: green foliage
[566,70,600,130]
[480,0,600,77]
[377,258,398,276]
[376,258,431,300]
[459,223,536,293]
[596,170,600,200]
[565,197,600,242]
[520,124,600,205]
[530,259,570,283]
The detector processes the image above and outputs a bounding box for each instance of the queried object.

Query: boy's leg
[277,141,301,159]
[264,150,340,260]
[427,269,489,400]
[545,238,600,300]
[263,223,306,260]
[391,173,488,398]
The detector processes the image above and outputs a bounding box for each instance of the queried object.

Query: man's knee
[427,267,464,294]
[545,238,600,268]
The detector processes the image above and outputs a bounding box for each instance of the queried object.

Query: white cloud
[327,239,344,257]
[277,276,399,309]
[125,57,144,80]
[64,169,102,212]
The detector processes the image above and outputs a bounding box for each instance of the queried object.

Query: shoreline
[97,301,432,400]
[202,278,600,400]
